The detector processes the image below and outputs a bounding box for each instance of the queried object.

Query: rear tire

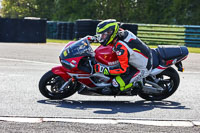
[139,67,180,101]
[39,70,77,99]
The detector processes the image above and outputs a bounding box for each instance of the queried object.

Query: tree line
[1,0,200,25]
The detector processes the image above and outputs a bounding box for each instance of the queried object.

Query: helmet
[96,19,119,46]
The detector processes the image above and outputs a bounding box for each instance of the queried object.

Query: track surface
[0,43,199,132]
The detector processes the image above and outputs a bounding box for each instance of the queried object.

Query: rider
[90,19,153,94]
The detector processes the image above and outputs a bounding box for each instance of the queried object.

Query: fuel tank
[95,45,119,66]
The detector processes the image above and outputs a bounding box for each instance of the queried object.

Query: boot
[101,87,112,95]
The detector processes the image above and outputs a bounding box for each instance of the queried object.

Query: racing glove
[94,63,110,75]
[87,35,97,43]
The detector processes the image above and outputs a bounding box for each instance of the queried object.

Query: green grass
[186,47,200,53]
[47,39,72,44]
[47,39,200,54]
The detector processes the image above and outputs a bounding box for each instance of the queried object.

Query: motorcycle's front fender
[51,66,71,81]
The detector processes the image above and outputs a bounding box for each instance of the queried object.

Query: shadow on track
[37,100,190,114]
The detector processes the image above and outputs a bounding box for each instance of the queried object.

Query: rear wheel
[139,67,180,100]
[39,70,77,99]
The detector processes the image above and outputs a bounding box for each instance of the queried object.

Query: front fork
[59,77,78,91]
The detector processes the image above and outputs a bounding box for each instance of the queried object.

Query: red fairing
[65,56,82,71]
[52,56,91,81]
[51,66,71,81]
[95,45,118,66]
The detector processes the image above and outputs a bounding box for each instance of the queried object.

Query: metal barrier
[137,24,200,47]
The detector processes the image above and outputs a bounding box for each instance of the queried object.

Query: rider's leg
[111,66,141,92]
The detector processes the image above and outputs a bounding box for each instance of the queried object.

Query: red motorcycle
[39,37,189,100]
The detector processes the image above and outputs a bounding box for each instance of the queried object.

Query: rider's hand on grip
[94,63,110,75]
[87,35,97,43]
[94,63,104,73]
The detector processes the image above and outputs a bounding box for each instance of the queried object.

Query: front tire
[39,70,77,99]
[139,67,180,100]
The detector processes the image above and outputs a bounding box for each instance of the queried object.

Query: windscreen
[60,38,94,60]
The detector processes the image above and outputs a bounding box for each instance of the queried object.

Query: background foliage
[1,0,200,25]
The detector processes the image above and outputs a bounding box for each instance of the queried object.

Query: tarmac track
[0,43,200,132]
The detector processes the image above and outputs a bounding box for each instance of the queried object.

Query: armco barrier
[137,24,200,47]
[0,18,46,43]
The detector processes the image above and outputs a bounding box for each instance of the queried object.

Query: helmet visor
[96,29,113,43]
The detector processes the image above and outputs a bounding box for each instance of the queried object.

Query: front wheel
[139,67,180,101]
[39,70,77,99]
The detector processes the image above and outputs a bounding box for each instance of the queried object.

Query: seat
[157,45,188,60]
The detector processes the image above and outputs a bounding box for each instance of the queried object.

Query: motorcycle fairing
[152,45,188,68]
[150,45,189,75]
[95,45,119,66]
[51,66,71,81]
[51,65,99,87]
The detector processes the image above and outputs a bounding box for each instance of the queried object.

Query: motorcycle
[39,37,189,100]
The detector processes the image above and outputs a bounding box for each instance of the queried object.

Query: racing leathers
[94,30,153,92]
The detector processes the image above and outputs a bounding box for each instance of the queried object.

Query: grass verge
[47,39,71,44]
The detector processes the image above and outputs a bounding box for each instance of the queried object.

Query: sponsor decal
[71,60,77,65]
[112,79,119,87]
[116,51,121,56]
[166,59,177,65]
[108,60,119,66]
[172,59,177,64]
[166,60,173,65]
[63,51,68,56]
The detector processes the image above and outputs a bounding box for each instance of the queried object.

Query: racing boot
[101,87,112,95]
[130,80,144,95]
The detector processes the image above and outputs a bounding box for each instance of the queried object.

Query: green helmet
[96,19,119,46]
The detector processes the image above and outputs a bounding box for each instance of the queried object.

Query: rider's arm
[108,42,129,75]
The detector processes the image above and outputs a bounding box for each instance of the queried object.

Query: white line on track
[182,71,200,74]
[0,57,59,66]
[0,117,199,127]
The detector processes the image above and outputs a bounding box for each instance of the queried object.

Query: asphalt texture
[1,121,200,133]
[0,43,200,133]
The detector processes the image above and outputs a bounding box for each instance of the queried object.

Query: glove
[94,63,110,75]
[94,63,104,73]
[87,35,97,43]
